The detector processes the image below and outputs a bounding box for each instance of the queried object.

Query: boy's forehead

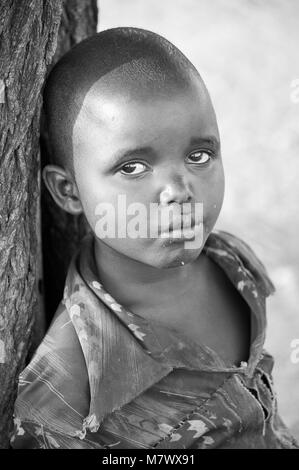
[72,76,219,159]
[74,69,213,129]
[70,58,201,117]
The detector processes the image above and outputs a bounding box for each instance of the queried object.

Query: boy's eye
[120,162,147,175]
[186,150,212,165]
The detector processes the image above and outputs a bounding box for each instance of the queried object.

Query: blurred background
[98,0,299,438]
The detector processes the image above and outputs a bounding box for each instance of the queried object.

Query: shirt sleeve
[256,349,299,449]
[10,418,105,449]
[216,230,276,297]
[272,411,299,449]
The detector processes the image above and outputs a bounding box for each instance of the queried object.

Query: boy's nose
[159,172,193,206]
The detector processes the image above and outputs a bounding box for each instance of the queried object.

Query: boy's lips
[159,222,203,242]
[159,213,198,233]
[159,219,203,241]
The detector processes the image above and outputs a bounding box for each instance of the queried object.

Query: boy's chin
[150,244,204,270]
[94,234,204,269]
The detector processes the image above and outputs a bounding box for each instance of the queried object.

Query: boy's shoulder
[14,301,90,428]
[209,229,276,298]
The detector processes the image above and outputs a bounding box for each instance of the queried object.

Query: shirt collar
[63,230,274,433]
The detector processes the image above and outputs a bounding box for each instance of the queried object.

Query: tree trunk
[0,0,98,449]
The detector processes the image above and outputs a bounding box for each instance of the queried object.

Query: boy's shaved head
[43,27,206,177]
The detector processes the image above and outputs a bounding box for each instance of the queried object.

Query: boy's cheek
[210,166,225,206]
[202,175,225,230]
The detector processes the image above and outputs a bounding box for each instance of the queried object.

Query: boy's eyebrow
[108,146,156,168]
[189,136,220,151]
[107,136,220,169]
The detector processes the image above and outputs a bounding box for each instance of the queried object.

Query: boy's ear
[42,165,83,215]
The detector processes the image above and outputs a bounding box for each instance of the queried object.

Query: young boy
[11,27,298,449]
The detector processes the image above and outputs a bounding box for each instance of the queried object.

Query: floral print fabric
[11,230,299,449]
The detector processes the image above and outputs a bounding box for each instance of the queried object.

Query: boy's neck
[93,238,205,311]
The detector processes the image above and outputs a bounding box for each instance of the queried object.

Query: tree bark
[0,0,98,449]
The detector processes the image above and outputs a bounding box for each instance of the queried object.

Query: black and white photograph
[0,0,298,453]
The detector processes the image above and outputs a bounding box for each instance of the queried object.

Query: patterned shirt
[10,230,299,449]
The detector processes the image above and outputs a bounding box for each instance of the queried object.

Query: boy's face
[66,79,224,269]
